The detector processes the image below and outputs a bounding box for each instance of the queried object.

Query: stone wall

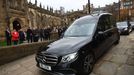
[0,41,49,65]
[0,32,58,65]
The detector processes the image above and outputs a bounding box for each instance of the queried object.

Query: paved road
[0,32,134,75]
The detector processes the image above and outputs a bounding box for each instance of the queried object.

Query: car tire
[126,32,129,35]
[114,32,120,45]
[115,36,120,45]
[78,53,95,75]
[114,39,119,44]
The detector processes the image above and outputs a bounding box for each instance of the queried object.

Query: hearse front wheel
[79,53,95,75]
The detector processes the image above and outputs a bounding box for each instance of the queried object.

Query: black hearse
[36,13,120,75]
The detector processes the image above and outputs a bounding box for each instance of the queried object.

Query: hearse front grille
[37,53,58,66]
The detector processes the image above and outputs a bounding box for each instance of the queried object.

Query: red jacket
[11,31,19,41]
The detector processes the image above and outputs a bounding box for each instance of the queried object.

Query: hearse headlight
[61,52,78,63]
[124,28,128,30]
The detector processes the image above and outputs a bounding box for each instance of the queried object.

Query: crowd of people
[5,28,26,45]
[5,26,67,46]
[26,27,52,43]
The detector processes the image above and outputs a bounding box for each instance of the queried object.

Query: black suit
[5,30,11,45]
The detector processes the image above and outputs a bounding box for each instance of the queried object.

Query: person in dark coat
[58,27,62,38]
[46,27,52,40]
[33,28,39,42]
[62,26,67,33]
[26,27,33,43]
[43,28,47,40]
[19,29,25,44]
[39,28,44,41]
[5,28,11,45]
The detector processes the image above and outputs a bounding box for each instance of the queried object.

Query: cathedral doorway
[13,20,21,31]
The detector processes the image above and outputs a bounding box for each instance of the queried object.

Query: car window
[97,19,105,31]
[105,16,111,30]
[97,15,114,32]
[110,16,116,27]
[97,15,108,31]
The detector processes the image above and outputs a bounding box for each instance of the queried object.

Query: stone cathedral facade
[0,0,63,36]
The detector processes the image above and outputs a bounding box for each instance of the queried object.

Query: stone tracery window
[37,14,41,27]
[14,1,17,8]
[17,1,21,9]
[29,11,34,28]
[42,15,46,25]
[21,1,25,9]
[8,0,13,8]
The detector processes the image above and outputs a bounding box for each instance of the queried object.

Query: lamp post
[118,0,120,21]
[5,0,11,31]
[88,0,90,14]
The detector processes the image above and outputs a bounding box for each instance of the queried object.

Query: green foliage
[0,41,6,46]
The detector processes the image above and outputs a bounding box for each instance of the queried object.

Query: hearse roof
[76,13,112,21]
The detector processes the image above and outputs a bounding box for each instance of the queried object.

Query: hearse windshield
[64,16,97,37]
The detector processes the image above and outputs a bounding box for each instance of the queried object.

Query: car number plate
[39,63,51,71]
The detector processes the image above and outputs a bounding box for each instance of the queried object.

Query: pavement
[0,32,134,75]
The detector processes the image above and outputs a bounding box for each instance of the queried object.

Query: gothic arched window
[29,11,35,27]
[8,0,13,8]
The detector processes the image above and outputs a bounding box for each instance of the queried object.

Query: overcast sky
[28,0,119,11]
